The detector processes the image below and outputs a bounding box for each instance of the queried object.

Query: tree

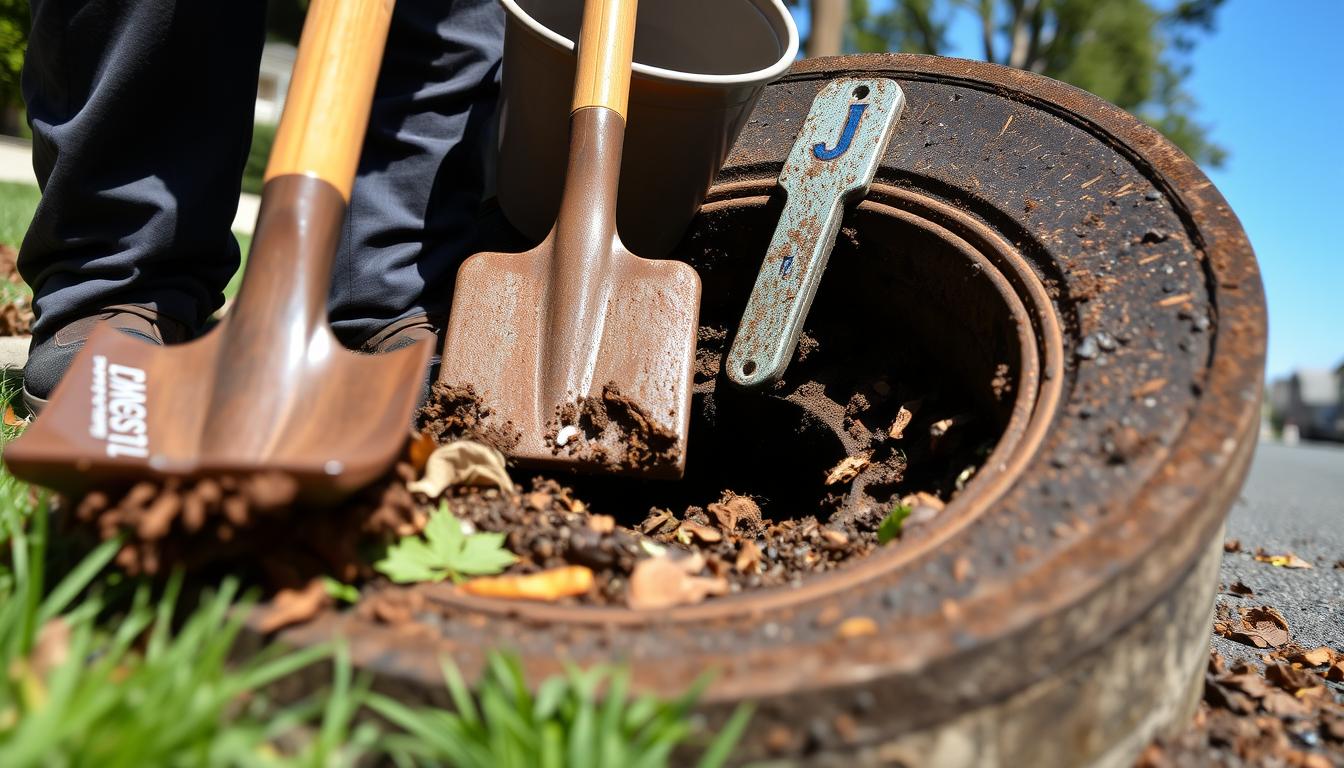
[791,0,1227,167]
[0,0,28,132]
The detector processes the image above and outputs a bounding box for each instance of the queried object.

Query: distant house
[255,42,297,125]
[1336,360,1344,437]
[1272,368,1341,442]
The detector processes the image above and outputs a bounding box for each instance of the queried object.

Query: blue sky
[795,0,1342,380]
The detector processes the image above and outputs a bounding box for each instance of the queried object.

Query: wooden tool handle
[571,0,638,118]
[264,0,394,201]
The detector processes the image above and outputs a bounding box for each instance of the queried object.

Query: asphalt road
[1212,440,1344,667]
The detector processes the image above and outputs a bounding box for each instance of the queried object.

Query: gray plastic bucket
[495,0,799,257]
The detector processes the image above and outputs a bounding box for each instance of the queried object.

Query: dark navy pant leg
[19,0,267,340]
[329,0,505,346]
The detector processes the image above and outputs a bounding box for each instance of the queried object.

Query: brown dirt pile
[416,382,521,453]
[66,462,424,583]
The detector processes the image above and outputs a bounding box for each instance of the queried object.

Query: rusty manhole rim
[265,59,1267,761]
[425,181,1067,625]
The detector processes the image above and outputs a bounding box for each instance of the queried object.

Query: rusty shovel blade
[440,109,700,478]
[5,177,431,502]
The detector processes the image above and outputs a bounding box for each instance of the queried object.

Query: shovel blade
[5,319,430,502]
[440,244,700,478]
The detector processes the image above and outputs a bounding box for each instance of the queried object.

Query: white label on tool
[89,356,150,459]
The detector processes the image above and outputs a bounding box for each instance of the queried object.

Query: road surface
[1213,440,1344,666]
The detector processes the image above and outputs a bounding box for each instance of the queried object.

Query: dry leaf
[1253,551,1313,569]
[707,492,761,532]
[461,566,594,602]
[408,441,514,497]
[825,454,870,485]
[735,539,762,574]
[1288,647,1334,667]
[1230,605,1290,648]
[1225,580,1254,597]
[258,578,330,633]
[30,619,71,678]
[627,556,728,610]
[1327,661,1344,683]
[3,405,25,429]
[679,519,722,543]
[1260,689,1312,718]
[1223,538,1241,553]
[1220,671,1272,700]
[1264,662,1317,693]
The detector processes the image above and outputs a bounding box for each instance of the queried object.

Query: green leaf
[877,503,912,545]
[322,577,361,604]
[375,505,518,585]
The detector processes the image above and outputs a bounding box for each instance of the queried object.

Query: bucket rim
[498,0,801,87]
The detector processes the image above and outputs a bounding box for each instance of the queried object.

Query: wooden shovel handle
[264,0,394,201]
[571,0,639,119]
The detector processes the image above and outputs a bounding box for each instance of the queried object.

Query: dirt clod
[550,383,680,471]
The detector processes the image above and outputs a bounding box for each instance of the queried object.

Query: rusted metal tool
[439,0,701,478]
[6,0,430,502]
[727,78,904,388]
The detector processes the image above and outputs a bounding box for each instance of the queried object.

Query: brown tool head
[440,107,700,478]
[5,176,431,503]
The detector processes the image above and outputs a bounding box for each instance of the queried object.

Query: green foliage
[0,0,28,111]
[368,652,753,768]
[810,0,1228,167]
[0,181,40,249]
[375,503,517,584]
[242,122,277,196]
[877,503,911,544]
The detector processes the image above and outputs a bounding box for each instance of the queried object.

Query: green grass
[0,182,39,249]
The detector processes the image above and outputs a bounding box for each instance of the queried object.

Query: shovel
[438,0,701,478]
[6,0,430,502]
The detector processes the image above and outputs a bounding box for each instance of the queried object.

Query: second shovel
[439,0,701,478]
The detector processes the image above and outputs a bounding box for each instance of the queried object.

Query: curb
[0,335,28,370]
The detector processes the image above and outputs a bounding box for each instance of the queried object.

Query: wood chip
[461,566,594,602]
[628,556,728,610]
[836,616,878,639]
[587,515,615,534]
[257,578,330,633]
[887,402,917,439]
[825,454,870,485]
[408,430,437,472]
[735,540,762,574]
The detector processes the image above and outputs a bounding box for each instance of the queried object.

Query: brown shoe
[22,304,192,415]
[359,313,441,407]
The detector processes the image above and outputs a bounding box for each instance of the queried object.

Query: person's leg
[329,0,505,349]
[20,0,266,402]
